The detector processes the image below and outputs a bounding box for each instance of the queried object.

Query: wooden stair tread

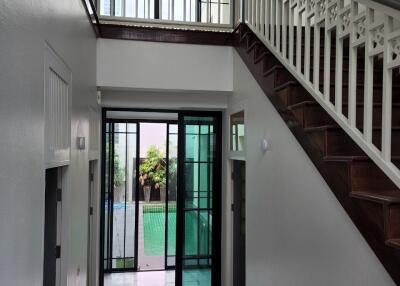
[289,101,400,110]
[305,125,400,132]
[263,65,285,76]
[254,50,271,63]
[239,31,251,43]
[350,191,400,204]
[273,80,400,91]
[274,81,299,91]
[247,40,261,52]
[386,239,400,249]
[323,155,400,162]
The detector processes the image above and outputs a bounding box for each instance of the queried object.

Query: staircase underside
[234,23,400,285]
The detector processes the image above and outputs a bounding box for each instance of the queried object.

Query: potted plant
[154,167,166,202]
[139,146,165,202]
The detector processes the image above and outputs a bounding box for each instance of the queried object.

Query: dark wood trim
[99,24,232,45]
[82,0,102,37]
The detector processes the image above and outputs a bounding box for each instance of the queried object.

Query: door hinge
[89,206,93,215]
[231,172,235,180]
[90,173,94,182]
[55,245,61,259]
[57,188,62,202]
[231,203,235,212]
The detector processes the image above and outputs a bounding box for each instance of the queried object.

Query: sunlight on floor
[104,271,175,286]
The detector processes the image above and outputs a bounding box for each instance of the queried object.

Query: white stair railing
[245,0,400,188]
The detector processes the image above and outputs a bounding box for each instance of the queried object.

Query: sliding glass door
[176,113,222,286]
[101,110,221,285]
[104,122,138,271]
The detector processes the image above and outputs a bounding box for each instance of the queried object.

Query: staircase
[234,23,400,284]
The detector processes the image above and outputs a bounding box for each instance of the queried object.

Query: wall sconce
[261,138,270,153]
[77,137,86,150]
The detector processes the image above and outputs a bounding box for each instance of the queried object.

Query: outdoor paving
[104,269,211,286]
[138,203,165,270]
[112,201,164,270]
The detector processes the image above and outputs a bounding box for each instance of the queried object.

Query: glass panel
[230,111,245,151]
[170,124,178,134]
[183,269,211,286]
[220,2,230,24]
[115,0,122,16]
[104,126,111,269]
[115,122,127,133]
[181,115,217,286]
[184,211,198,256]
[199,163,209,191]
[125,0,135,17]
[104,191,109,269]
[167,126,178,267]
[199,134,209,161]
[139,123,167,270]
[138,0,145,18]
[103,122,138,272]
[112,132,126,261]
[125,133,137,259]
[200,2,208,22]
[100,0,111,15]
[127,123,137,133]
[174,0,184,21]
[210,2,218,23]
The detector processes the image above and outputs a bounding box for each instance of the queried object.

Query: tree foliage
[139,146,166,189]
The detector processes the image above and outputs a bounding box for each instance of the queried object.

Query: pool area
[143,204,176,256]
[143,204,211,257]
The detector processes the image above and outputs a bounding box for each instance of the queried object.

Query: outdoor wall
[0,1,97,286]
[222,50,396,286]
[97,39,233,92]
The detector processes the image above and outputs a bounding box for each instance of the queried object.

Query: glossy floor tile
[104,271,175,286]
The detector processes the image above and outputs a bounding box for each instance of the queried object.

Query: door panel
[43,168,58,286]
[177,113,221,286]
[233,161,246,286]
[103,122,138,271]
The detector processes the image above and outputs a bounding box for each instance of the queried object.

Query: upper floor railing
[244,0,400,188]
[96,0,236,29]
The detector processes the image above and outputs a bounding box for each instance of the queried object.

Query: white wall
[0,1,97,286]
[222,50,396,286]
[97,39,233,92]
[100,89,229,109]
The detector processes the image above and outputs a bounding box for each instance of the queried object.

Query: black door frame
[232,160,246,286]
[176,110,222,286]
[43,168,59,286]
[100,108,222,286]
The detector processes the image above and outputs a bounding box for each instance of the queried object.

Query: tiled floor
[104,271,175,286]
[104,269,211,286]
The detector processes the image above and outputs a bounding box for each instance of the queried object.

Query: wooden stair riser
[308,128,400,156]
[310,69,398,85]
[307,128,362,156]
[349,161,398,193]
[290,103,334,127]
[263,67,294,88]
[385,205,400,241]
[275,84,313,106]
[352,199,386,238]
[291,103,400,128]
